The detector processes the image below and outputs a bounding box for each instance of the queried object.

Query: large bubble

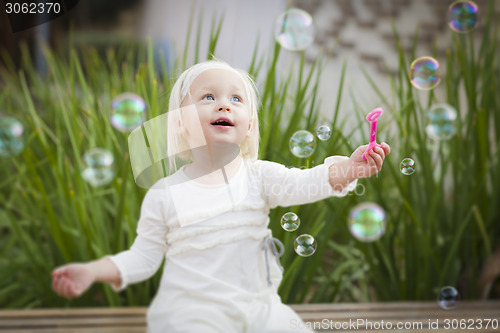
[281,212,300,232]
[409,57,441,90]
[274,8,315,51]
[111,93,146,132]
[447,1,479,33]
[425,104,457,141]
[81,148,115,187]
[289,130,316,158]
[0,116,25,158]
[348,202,386,242]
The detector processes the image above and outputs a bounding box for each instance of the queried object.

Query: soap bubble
[294,234,317,257]
[409,57,441,90]
[81,148,115,187]
[425,104,457,141]
[0,116,25,158]
[400,158,415,175]
[281,212,300,232]
[316,125,331,141]
[274,8,315,51]
[437,286,460,310]
[111,93,146,132]
[348,202,386,242]
[447,1,479,33]
[290,130,316,158]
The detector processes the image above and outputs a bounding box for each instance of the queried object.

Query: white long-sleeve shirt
[107,156,356,332]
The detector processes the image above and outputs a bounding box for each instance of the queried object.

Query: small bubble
[294,234,317,257]
[400,158,415,176]
[281,212,300,232]
[437,286,460,310]
[316,125,331,141]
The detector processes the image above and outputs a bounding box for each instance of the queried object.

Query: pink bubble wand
[362,107,384,160]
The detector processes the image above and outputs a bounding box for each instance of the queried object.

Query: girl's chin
[206,138,241,145]
[204,138,246,148]
[206,132,237,141]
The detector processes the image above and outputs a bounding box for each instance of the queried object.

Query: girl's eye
[203,95,214,101]
[231,96,241,102]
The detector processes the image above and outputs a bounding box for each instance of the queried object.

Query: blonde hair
[167,60,260,171]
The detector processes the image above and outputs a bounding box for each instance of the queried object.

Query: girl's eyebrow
[195,86,246,98]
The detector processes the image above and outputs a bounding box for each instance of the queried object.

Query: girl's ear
[246,121,254,137]
[179,124,187,136]
[178,117,187,136]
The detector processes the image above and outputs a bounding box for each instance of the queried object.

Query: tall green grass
[1,1,499,308]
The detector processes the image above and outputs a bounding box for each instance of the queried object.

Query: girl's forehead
[190,68,246,91]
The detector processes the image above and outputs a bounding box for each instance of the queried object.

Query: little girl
[52,60,390,332]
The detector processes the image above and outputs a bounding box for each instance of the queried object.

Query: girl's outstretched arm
[52,180,169,298]
[51,258,121,299]
[328,142,391,192]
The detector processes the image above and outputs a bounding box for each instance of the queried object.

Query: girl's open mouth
[211,117,234,128]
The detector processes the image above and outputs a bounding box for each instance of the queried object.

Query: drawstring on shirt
[262,236,284,287]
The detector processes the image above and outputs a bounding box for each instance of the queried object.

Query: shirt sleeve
[106,181,169,291]
[257,156,357,209]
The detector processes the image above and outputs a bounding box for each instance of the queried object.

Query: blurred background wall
[1,0,497,118]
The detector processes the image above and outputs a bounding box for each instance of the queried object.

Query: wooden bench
[0,301,498,332]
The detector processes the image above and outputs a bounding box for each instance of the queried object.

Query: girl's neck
[184,144,243,185]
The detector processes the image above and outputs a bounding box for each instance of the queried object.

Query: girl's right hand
[51,263,95,299]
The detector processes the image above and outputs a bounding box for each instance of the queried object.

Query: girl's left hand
[349,142,391,179]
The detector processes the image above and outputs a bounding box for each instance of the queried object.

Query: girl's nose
[218,107,230,112]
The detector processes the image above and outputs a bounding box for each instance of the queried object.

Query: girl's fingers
[374,146,385,160]
[52,266,67,277]
[356,143,389,178]
[67,284,77,298]
[52,276,59,294]
[380,142,391,156]
[53,276,64,295]
[365,153,379,175]
[59,277,68,298]
[369,149,383,171]
[52,268,82,299]
[54,276,71,299]
[62,277,75,299]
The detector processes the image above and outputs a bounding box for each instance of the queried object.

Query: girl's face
[180,69,253,150]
